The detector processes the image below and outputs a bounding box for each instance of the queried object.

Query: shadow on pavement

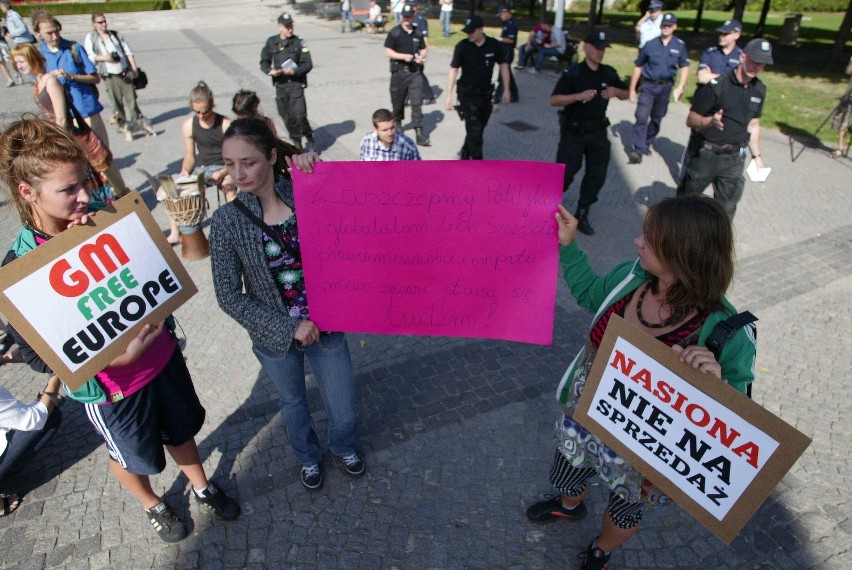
[313,119,356,154]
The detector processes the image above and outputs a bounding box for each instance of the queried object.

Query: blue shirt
[635,36,689,81]
[500,17,518,47]
[412,14,429,37]
[698,45,742,76]
[359,131,421,161]
[40,39,103,118]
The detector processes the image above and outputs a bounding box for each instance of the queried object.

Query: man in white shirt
[84,12,149,139]
[635,0,663,48]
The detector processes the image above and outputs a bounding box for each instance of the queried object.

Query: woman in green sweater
[529,196,756,570]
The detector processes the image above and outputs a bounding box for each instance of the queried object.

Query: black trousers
[390,69,424,129]
[275,82,313,144]
[458,86,493,160]
[555,127,611,207]
[679,147,746,219]
[493,49,518,102]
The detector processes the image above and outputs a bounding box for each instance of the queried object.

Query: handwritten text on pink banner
[292,160,563,345]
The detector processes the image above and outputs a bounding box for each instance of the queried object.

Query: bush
[14,1,172,17]
[677,0,846,11]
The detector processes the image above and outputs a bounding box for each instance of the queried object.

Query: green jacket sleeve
[559,243,642,313]
[714,325,756,395]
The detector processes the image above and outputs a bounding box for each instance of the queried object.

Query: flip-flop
[0,493,21,516]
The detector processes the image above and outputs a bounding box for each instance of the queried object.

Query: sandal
[830,149,843,158]
[0,493,21,516]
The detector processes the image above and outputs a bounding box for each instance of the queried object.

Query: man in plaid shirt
[360,108,421,161]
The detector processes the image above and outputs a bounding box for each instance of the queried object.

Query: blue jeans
[632,81,672,153]
[440,11,452,36]
[534,47,563,71]
[341,9,353,32]
[252,332,358,466]
[0,406,62,487]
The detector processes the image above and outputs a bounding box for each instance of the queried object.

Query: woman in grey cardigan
[209,118,364,491]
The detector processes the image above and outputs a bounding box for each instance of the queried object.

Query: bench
[545,37,580,70]
[354,13,387,33]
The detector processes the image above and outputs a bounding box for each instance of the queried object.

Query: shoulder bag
[64,86,113,173]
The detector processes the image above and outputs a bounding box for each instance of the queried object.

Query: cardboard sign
[0,192,197,390]
[292,160,564,345]
[574,316,810,544]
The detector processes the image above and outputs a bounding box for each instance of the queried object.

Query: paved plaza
[0,4,850,569]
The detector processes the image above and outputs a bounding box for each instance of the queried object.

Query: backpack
[705,311,758,398]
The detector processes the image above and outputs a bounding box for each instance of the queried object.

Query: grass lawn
[425,10,851,146]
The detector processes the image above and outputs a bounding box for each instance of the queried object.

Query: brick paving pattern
[0,5,849,569]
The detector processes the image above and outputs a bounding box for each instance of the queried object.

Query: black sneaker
[194,481,241,521]
[628,151,643,164]
[526,495,588,524]
[578,540,610,570]
[301,463,323,491]
[334,452,365,478]
[146,502,189,543]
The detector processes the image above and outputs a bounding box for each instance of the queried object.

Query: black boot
[415,128,431,146]
[575,206,594,236]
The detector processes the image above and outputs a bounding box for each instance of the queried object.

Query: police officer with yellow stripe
[260,13,316,152]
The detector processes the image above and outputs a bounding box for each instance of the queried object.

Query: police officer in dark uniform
[384,4,430,146]
[410,1,436,104]
[697,19,743,85]
[628,12,689,164]
[260,13,316,152]
[493,6,519,104]
[679,38,772,219]
[444,14,510,160]
[678,19,743,188]
[551,31,628,236]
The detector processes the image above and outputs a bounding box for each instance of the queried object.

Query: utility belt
[391,61,423,73]
[274,78,307,90]
[457,83,493,98]
[559,113,610,135]
[643,78,674,85]
[702,141,746,155]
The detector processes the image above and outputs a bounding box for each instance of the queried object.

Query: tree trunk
[587,0,597,28]
[732,0,746,25]
[755,0,772,38]
[831,0,852,64]
[694,0,705,34]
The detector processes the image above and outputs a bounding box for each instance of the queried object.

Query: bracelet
[38,392,60,404]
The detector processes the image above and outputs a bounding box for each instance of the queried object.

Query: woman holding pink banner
[0,117,240,542]
[209,118,364,493]
[526,196,757,570]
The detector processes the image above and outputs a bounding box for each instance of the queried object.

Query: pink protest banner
[292,161,564,345]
